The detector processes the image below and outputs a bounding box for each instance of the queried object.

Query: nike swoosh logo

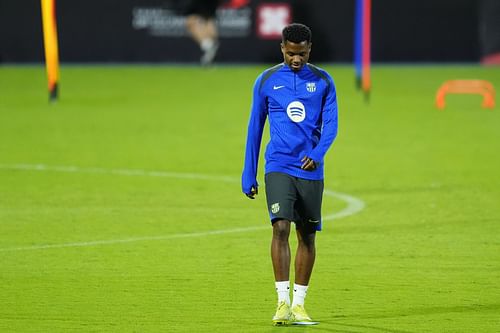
[308,219,320,223]
[273,85,285,90]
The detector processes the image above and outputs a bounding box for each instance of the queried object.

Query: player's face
[281,40,311,72]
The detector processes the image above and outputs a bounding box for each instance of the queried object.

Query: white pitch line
[0,163,237,183]
[324,190,365,220]
[0,226,268,252]
[0,163,365,252]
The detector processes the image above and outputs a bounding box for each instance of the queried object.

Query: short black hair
[282,23,312,44]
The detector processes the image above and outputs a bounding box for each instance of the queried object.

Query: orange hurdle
[435,80,495,109]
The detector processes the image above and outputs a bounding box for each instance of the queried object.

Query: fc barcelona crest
[306,82,316,92]
[271,202,280,214]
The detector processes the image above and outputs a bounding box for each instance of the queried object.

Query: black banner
[479,0,500,58]
[0,0,482,63]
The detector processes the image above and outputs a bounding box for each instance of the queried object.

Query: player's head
[281,23,312,72]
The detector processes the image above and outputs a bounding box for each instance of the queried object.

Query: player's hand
[301,156,317,171]
[246,186,258,199]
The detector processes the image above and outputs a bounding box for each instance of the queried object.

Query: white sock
[292,283,308,307]
[200,38,215,51]
[275,281,290,305]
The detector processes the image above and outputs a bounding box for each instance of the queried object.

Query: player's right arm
[308,74,338,164]
[242,74,267,199]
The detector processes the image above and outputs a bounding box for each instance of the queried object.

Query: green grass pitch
[0,64,499,332]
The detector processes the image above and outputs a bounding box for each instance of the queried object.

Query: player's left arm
[306,76,339,165]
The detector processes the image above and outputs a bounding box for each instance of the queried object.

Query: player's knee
[272,219,290,240]
[302,237,316,251]
[298,229,316,249]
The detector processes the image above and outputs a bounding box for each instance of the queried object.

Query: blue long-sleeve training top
[242,63,339,195]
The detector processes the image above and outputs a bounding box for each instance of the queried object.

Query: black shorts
[178,0,219,19]
[264,172,324,231]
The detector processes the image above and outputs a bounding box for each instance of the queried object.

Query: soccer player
[241,23,338,326]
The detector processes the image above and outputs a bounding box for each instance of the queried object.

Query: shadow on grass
[347,303,500,320]
[262,322,414,333]
[312,303,500,333]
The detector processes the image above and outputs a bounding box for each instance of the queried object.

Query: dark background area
[0,0,497,63]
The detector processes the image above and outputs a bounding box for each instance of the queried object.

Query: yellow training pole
[40,0,60,102]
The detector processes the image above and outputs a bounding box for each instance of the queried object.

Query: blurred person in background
[179,0,221,65]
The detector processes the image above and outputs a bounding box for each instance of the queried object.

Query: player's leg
[291,178,323,325]
[185,14,205,45]
[265,172,297,325]
[266,172,297,285]
[199,24,219,65]
[270,219,292,325]
[294,178,323,285]
[197,0,219,64]
[290,223,317,324]
[200,15,217,41]
[271,219,291,282]
[294,224,316,286]
[183,1,219,64]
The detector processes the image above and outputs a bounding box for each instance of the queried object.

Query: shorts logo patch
[271,202,280,214]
